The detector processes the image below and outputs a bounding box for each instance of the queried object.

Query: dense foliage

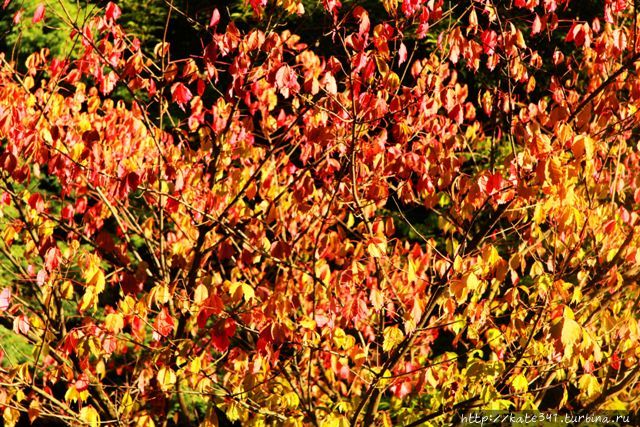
[1,0,640,425]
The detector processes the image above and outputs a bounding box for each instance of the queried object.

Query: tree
[0,0,639,425]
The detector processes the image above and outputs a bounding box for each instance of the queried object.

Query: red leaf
[211,319,236,352]
[105,2,121,21]
[402,0,421,17]
[13,8,23,25]
[0,288,11,311]
[248,0,267,15]
[103,336,117,354]
[478,172,505,197]
[75,374,89,392]
[14,315,30,335]
[75,197,88,214]
[417,8,430,38]
[209,8,220,28]
[2,0,10,10]
[32,3,45,23]
[153,308,175,337]
[28,193,45,213]
[126,172,140,190]
[61,204,74,221]
[398,42,408,65]
[275,65,299,99]
[531,14,542,35]
[44,247,61,271]
[353,6,370,37]
[611,352,621,370]
[171,82,192,105]
[1,153,17,175]
[37,269,47,286]
[486,172,504,195]
[480,30,498,55]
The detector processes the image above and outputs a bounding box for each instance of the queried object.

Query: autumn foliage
[1,0,640,425]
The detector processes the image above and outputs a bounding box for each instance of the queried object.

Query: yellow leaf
[40,128,53,144]
[281,391,300,409]
[152,285,171,306]
[105,313,124,334]
[24,76,35,91]
[571,135,594,160]
[551,317,582,349]
[64,386,78,403]
[578,373,601,400]
[226,402,241,422]
[96,360,106,379]
[300,318,317,330]
[135,414,155,427]
[241,282,255,301]
[600,397,628,411]
[230,282,255,302]
[119,295,136,315]
[385,72,400,93]
[86,268,105,294]
[2,226,16,244]
[511,373,529,393]
[119,392,134,417]
[407,258,418,282]
[71,142,85,162]
[3,408,20,427]
[530,261,545,278]
[190,356,202,375]
[333,328,355,350]
[157,367,176,392]
[194,284,209,305]
[555,123,573,145]
[481,245,501,269]
[487,399,513,410]
[87,336,102,357]
[367,238,387,258]
[60,280,74,299]
[383,326,404,352]
[370,287,384,311]
[465,272,480,290]
[79,406,100,427]
[320,414,350,427]
[79,286,97,312]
